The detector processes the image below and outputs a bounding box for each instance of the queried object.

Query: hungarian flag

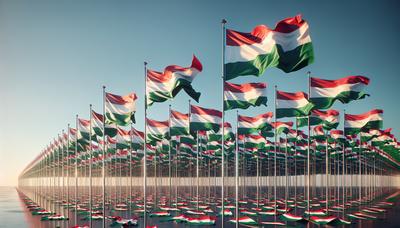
[312,125,325,140]
[224,82,267,110]
[362,128,391,142]
[170,110,189,136]
[238,112,273,135]
[330,130,345,143]
[310,76,370,109]
[298,109,339,130]
[91,110,117,137]
[77,118,91,140]
[146,118,169,144]
[244,134,267,149]
[225,15,314,80]
[208,122,234,141]
[190,105,222,133]
[276,90,314,118]
[105,92,137,126]
[147,55,203,106]
[345,109,383,135]
[116,128,130,149]
[130,128,144,150]
[272,121,293,135]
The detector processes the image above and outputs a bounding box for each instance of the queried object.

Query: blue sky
[1,0,399,186]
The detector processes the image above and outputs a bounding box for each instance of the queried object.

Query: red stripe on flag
[345,109,383,121]
[191,105,222,118]
[227,15,305,46]
[277,90,308,100]
[106,92,137,105]
[225,82,267,93]
[147,118,169,127]
[311,76,370,88]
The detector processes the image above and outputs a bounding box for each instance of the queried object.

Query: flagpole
[235,110,239,227]
[196,130,200,210]
[143,61,148,227]
[168,104,172,207]
[74,115,79,226]
[274,85,278,215]
[89,104,93,227]
[343,109,346,218]
[325,129,329,214]
[102,86,106,228]
[129,123,133,217]
[307,71,311,215]
[67,124,70,226]
[221,18,227,226]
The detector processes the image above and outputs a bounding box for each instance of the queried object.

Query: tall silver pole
[168,104,172,207]
[235,110,239,227]
[89,104,93,227]
[221,18,227,227]
[307,71,311,215]
[325,130,329,213]
[102,86,106,228]
[67,124,70,227]
[143,62,148,227]
[274,85,278,215]
[75,115,79,226]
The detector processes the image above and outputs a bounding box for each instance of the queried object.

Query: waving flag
[330,130,345,143]
[276,90,314,118]
[130,128,144,150]
[312,125,325,140]
[272,121,293,135]
[225,15,314,80]
[224,82,267,110]
[310,76,370,109]
[77,118,91,140]
[208,122,235,141]
[190,105,222,133]
[146,118,169,144]
[116,128,130,149]
[345,109,383,135]
[91,110,117,137]
[238,112,273,135]
[244,134,267,149]
[298,109,339,130]
[147,55,203,106]
[105,92,137,126]
[170,110,189,136]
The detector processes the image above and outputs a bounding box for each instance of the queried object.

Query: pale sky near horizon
[1,0,400,186]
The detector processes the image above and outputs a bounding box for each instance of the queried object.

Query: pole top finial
[222,19,227,24]
[102,85,106,89]
[307,71,311,74]
[144,61,148,66]
[90,104,92,107]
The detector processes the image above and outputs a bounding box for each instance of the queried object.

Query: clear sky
[1,0,399,186]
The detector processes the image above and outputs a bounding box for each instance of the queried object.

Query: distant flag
[298,109,339,130]
[224,82,267,110]
[225,15,314,80]
[170,110,189,136]
[147,55,203,106]
[77,118,91,141]
[105,92,137,126]
[272,121,293,135]
[116,128,130,149]
[130,127,144,150]
[146,118,169,144]
[244,134,267,149]
[344,109,383,135]
[276,90,314,118]
[190,105,222,133]
[238,112,273,135]
[330,130,345,143]
[312,125,325,140]
[91,110,117,137]
[310,76,370,109]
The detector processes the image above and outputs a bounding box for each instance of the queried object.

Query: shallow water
[3,186,400,227]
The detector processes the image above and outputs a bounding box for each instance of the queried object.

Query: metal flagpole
[168,104,172,207]
[129,124,133,217]
[235,110,239,227]
[89,104,93,227]
[102,86,106,228]
[143,62,148,227]
[196,131,200,210]
[75,115,79,226]
[221,18,227,227]
[274,85,278,215]
[307,71,311,215]
[285,133,288,212]
[67,124,70,227]
[325,129,329,213]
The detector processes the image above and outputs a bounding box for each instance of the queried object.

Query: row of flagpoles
[17,15,400,227]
